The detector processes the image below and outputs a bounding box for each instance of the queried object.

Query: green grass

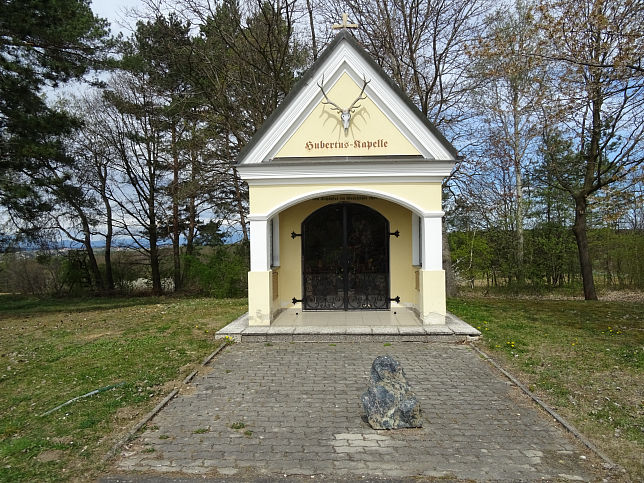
[0,295,246,482]
[2,293,641,480]
[449,296,644,479]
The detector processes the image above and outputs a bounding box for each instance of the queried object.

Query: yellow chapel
[236,30,458,327]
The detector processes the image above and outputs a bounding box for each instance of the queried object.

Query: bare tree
[537,0,644,299]
[469,0,546,284]
[38,172,106,292]
[102,74,169,295]
[69,92,120,291]
[321,0,490,132]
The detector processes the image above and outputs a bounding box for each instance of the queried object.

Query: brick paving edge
[202,341,229,366]
[469,342,623,474]
[103,341,232,462]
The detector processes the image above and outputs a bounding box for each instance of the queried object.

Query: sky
[91,0,143,35]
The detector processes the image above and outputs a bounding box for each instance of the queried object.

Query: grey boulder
[361,355,422,430]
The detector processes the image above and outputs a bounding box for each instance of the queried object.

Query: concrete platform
[215,309,480,343]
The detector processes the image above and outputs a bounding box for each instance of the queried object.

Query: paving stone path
[114,343,603,481]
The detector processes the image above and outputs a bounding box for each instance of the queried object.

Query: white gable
[237,34,457,165]
[275,72,422,158]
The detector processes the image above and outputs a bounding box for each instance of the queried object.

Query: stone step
[241,333,473,343]
[216,313,481,343]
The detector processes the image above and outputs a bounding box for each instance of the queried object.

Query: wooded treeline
[0,0,642,298]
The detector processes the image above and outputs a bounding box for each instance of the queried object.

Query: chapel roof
[236,29,459,165]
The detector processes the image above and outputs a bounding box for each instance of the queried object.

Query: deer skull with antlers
[317,75,370,134]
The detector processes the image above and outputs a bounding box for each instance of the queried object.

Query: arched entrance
[302,203,390,310]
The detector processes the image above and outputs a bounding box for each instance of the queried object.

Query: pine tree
[0,0,111,227]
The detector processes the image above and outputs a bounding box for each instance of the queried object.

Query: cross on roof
[333,12,358,30]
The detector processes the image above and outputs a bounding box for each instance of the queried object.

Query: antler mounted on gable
[317,75,370,134]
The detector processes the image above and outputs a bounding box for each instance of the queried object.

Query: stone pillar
[419,213,446,323]
[248,216,273,326]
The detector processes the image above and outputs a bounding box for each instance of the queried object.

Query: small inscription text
[305,138,389,151]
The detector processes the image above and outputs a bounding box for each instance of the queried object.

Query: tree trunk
[571,30,602,302]
[183,192,196,287]
[515,167,525,284]
[182,137,200,288]
[186,147,198,258]
[171,127,181,292]
[103,199,114,291]
[232,166,249,242]
[306,0,317,61]
[513,88,524,285]
[572,196,598,300]
[80,214,104,292]
[149,192,162,295]
[64,199,103,292]
[186,194,196,257]
[99,165,114,291]
[149,232,162,295]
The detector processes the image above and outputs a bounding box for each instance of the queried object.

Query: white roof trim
[237,161,455,184]
[239,38,456,164]
[242,176,447,186]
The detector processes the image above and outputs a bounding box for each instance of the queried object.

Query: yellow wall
[419,269,446,317]
[248,270,273,326]
[276,73,420,158]
[249,183,443,217]
[272,197,420,311]
[248,182,444,321]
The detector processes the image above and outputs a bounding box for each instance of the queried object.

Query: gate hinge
[291,231,302,239]
[389,296,400,303]
[389,230,400,237]
[292,297,303,304]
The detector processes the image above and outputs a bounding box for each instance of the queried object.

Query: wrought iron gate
[302,203,390,310]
